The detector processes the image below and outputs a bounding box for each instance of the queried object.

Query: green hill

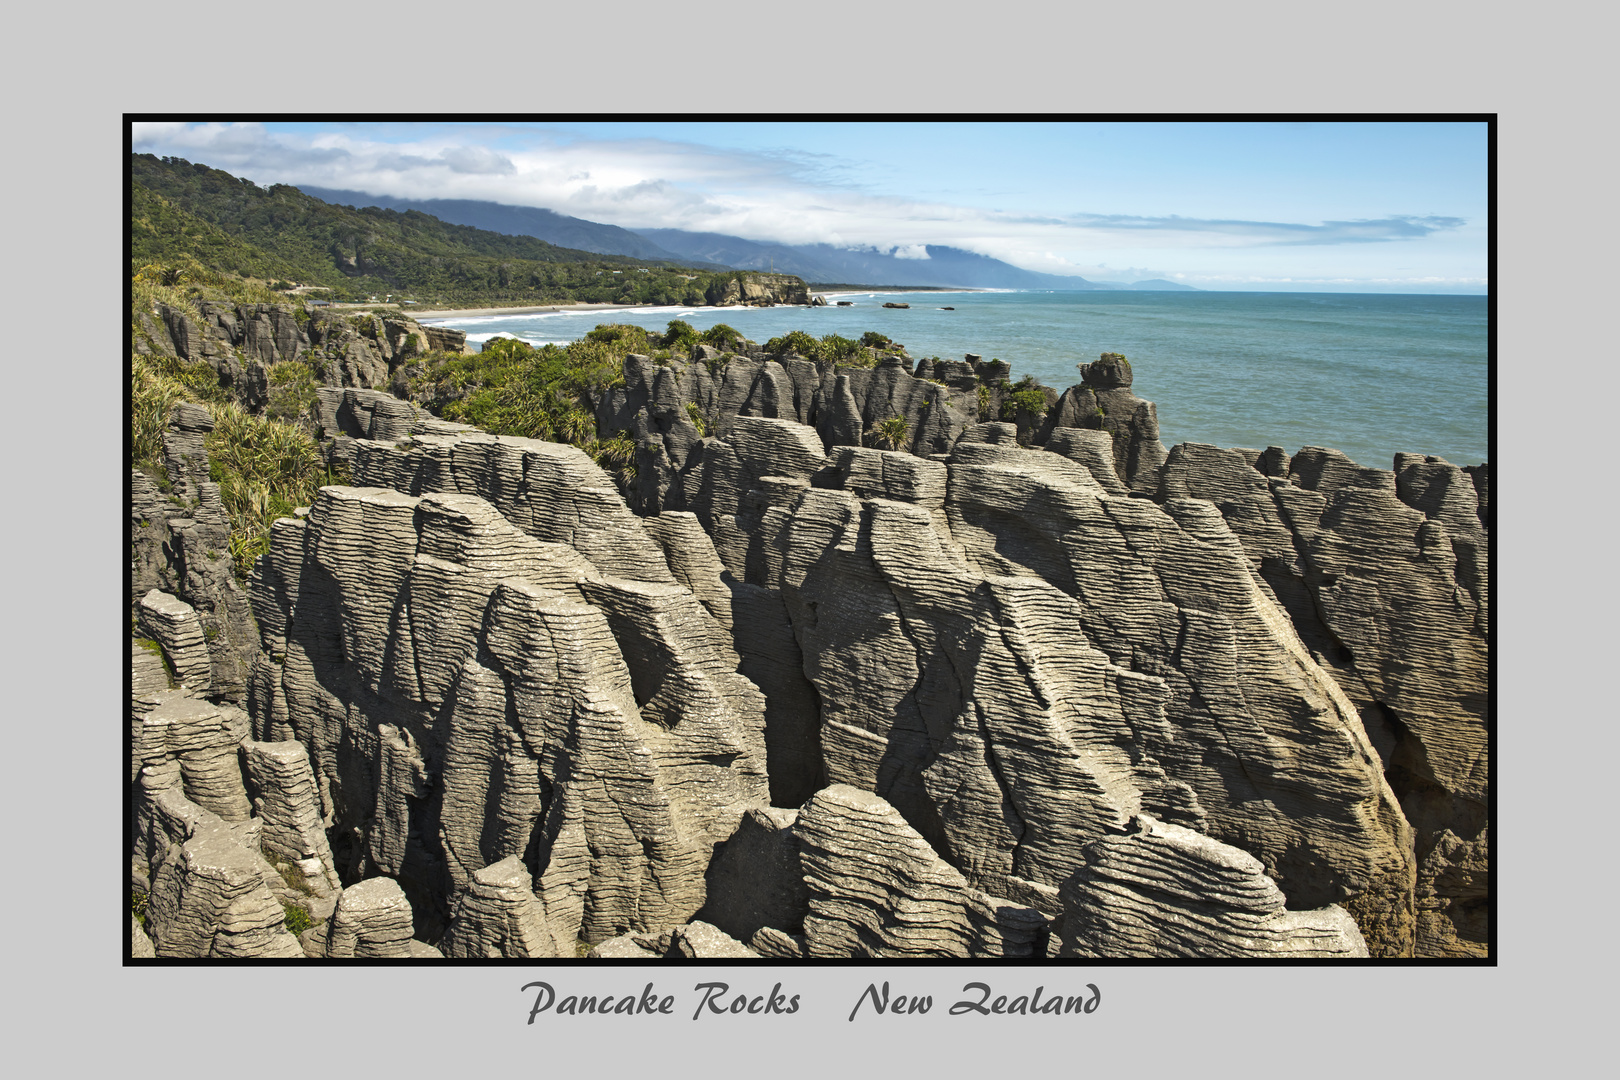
[129,154,768,307]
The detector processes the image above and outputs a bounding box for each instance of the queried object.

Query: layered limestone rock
[322,876,416,958]
[246,467,771,947]
[587,934,659,959]
[132,916,156,958]
[705,272,813,307]
[138,589,214,692]
[440,856,556,958]
[601,345,1015,517]
[475,582,738,946]
[941,434,1416,953]
[137,331,1485,961]
[1058,816,1369,958]
[745,473,1201,915]
[1154,441,1488,957]
[241,740,342,901]
[132,410,262,706]
[670,921,759,959]
[135,696,253,823]
[163,402,215,495]
[794,785,1045,958]
[131,644,174,773]
[1033,352,1169,493]
[749,927,807,958]
[816,356,975,457]
[135,299,439,410]
[146,819,303,958]
[699,807,810,943]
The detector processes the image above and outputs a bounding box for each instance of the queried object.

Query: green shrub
[1001,375,1049,420]
[662,319,699,351]
[132,889,149,927]
[583,323,654,353]
[868,415,910,450]
[686,402,708,437]
[761,330,871,365]
[700,323,745,350]
[762,330,821,358]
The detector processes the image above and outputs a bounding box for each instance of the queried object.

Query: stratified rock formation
[1057,816,1369,958]
[134,301,458,409]
[1154,441,1489,956]
[130,336,1487,961]
[321,877,418,958]
[146,820,303,958]
[794,785,1047,959]
[440,856,555,958]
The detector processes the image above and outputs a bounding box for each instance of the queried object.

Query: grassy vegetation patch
[192,400,326,579]
[281,901,315,936]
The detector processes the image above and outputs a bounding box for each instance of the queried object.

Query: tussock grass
[205,401,325,577]
[131,357,193,468]
[868,415,910,450]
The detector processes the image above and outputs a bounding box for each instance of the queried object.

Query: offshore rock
[1058,816,1369,958]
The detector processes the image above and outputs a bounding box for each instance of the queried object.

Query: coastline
[408,289,990,321]
[403,302,635,320]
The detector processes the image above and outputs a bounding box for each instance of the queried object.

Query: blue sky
[131,120,1487,292]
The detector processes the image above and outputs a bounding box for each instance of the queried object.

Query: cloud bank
[130,122,1481,288]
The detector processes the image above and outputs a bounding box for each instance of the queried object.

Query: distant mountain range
[298,188,723,267]
[296,187,1197,292]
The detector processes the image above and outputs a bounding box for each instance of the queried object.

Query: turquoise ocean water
[422,290,1489,469]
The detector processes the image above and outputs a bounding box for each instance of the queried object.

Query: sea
[420,290,1490,470]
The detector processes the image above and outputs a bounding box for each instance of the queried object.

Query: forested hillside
[130,154,782,308]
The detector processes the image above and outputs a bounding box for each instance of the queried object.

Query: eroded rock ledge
[129,347,1488,960]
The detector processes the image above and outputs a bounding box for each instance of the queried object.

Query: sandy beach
[400,302,633,320]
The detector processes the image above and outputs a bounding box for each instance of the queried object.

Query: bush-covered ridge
[131,154,810,308]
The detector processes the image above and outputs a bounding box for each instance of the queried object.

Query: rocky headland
[129,306,1488,960]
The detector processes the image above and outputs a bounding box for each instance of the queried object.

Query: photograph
[126,119,1489,972]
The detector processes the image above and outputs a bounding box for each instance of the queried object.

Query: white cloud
[129,122,1482,286]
